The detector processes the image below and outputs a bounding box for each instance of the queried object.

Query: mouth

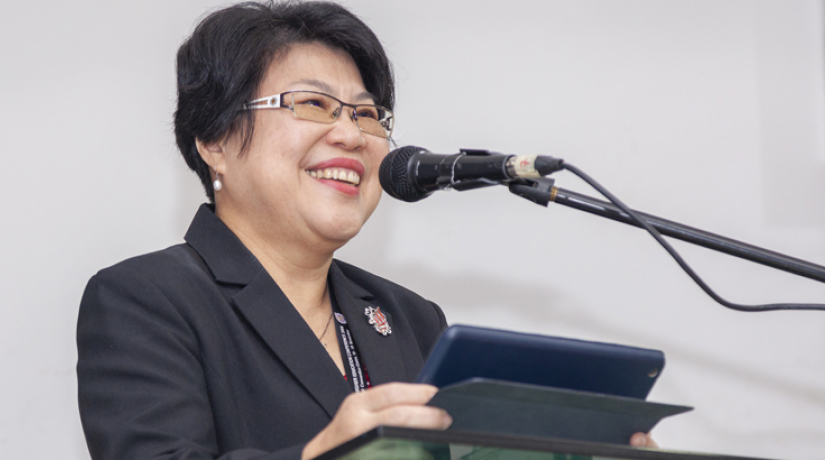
[305,168,361,186]
[305,157,366,190]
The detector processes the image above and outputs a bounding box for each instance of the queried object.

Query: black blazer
[77,205,447,460]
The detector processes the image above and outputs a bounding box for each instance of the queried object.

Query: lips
[306,157,365,192]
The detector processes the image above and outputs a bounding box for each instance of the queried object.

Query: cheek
[362,177,384,220]
[251,136,314,182]
[253,114,320,165]
[366,142,390,172]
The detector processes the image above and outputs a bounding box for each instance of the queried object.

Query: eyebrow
[290,78,376,103]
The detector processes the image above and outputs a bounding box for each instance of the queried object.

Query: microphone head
[379,145,432,202]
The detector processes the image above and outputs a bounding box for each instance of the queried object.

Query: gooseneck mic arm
[510,178,825,285]
[508,168,825,312]
[553,187,825,284]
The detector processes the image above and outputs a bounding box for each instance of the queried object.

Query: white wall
[1,1,823,459]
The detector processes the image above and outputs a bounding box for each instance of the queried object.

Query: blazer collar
[184,204,262,285]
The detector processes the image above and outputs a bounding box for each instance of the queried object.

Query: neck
[215,206,340,317]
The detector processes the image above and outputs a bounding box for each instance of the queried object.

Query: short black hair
[174,0,394,202]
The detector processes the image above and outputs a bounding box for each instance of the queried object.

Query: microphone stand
[508,177,825,285]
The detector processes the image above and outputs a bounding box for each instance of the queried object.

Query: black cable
[561,162,825,312]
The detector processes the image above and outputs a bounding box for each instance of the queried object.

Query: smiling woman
[74,1,663,459]
[76,2,451,460]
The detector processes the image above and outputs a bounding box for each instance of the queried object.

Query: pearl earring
[213,166,223,191]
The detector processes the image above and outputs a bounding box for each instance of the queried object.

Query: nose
[326,106,366,150]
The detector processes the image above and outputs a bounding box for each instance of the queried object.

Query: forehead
[258,42,371,101]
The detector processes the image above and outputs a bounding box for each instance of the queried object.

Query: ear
[195,138,227,177]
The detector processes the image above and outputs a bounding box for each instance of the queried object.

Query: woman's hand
[301,383,452,460]
[630,432,658,448]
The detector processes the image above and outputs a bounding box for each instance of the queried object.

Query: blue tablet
[417,324,665,399]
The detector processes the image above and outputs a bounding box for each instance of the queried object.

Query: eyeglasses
[242,90,394,139]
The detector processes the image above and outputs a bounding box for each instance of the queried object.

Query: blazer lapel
[232,269,352,419]
[185,204,351,418]
[329,263,409,385]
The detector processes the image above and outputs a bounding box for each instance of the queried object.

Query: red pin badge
[364,306,391,336]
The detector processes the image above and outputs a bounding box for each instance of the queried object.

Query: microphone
[379,146,564,202]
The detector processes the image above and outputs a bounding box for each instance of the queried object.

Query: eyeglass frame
[241,90,394,139]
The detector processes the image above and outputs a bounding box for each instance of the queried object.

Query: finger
[629,432,658,448]
[372,404,452,430]
[352,383,439,411]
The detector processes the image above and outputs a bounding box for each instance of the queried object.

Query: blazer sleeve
[77,264,305,460]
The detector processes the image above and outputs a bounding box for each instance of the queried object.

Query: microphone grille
[379,146,431,202]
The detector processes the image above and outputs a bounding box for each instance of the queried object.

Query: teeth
[306,168,361,185]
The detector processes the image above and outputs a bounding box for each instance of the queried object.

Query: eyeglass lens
[287,92,393,138]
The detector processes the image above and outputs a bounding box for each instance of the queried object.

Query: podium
[316,426,775,460]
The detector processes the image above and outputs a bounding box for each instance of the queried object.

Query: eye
[299,98,327,109]
[291,92,332,111]
[355,106,380,120]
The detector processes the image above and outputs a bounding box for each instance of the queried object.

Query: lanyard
[331,296,371,392]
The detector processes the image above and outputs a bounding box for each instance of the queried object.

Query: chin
[316,219,366,247]
[319,200,377,238]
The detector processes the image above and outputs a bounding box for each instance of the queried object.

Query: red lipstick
[306,157,365,176]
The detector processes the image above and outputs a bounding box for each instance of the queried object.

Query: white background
[2,1,824,459]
